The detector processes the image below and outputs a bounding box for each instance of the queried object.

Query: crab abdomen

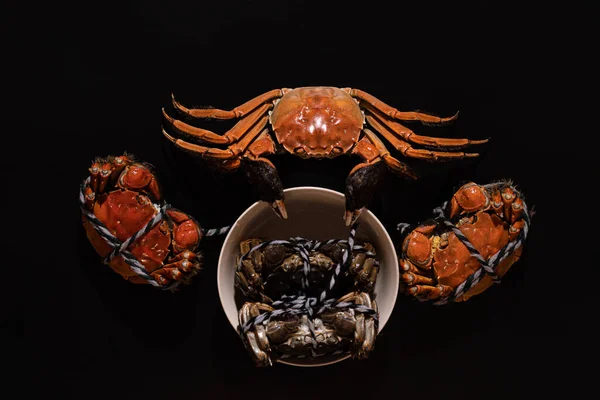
[270,87,364,158]
[432,212,517,300]
[82,189,172,282]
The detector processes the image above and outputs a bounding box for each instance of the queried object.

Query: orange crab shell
[403,210,523,302]
[269,87,364,158]
[82,189,202,284]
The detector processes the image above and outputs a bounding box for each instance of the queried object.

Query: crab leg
[364,105,488,149]
[349,252,378,291]
[172,89,285,119]
[83,186,95,210]
[337,292,378,359]
[162,103,272,145]
[83,155,140,211]
[109,155,129,187]
[365,117,481,161]
[360,128,421,174]
[349,253,368,275]
[238,302,275,367]
[241,131,287,220]
[405,284,453,300]
[357,257,377,285]
[346,88,458,125]
[151,266,188,283]
[358,293,377,360]
[164,255,197,273]
[162,115,269,161]
[97,162,113,193]
[402,271,436,286]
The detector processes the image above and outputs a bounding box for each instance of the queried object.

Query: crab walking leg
[151,265,190,283]
[406,284,453,300]
[97,161,113,193]
[360,129,420,175]
[449,182,526,232]
[349,253,367,275]
[162,103,272,145]
[401,270,436,286]
[490,184,527,240]
[337,292,378,359]
[345,88,458,125]
[364,105,488,149]
[238,302,275,367]
[365,117,481,161]
[357,257,378,288]
[162,115,269,160]
[163,260,200,279]
[84,154,138,210]
[349,251,378,292]
[357,293,378,360]
[109,154,129,187]
[172,89,286,119]
[241,131,287,220]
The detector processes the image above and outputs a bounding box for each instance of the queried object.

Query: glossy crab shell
[269,87,364,158]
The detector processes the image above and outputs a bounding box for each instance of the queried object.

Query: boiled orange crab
[79,153,205,290]
[398,180,532,304]
[161,87,488,226]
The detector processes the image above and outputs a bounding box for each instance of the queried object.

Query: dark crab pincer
[162,87,488,226]
[234,227,380,366]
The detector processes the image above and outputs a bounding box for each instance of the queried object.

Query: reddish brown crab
[162,87,488,226]
[80,154,203,289]
[399,181,531,302]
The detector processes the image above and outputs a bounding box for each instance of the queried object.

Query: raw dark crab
[234,232,380,366]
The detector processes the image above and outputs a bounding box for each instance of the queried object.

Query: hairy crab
[398,181,532,304]
[79,153,205,290]
[234,231,380,366]
[162,87,488,226]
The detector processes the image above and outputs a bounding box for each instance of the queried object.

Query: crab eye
[331,146,343,155]
[294,147,306,155]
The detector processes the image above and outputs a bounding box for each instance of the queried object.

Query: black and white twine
[397,182,532,305]
[79,176,231,290]
[236,224,379,353]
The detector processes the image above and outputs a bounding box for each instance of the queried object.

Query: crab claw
[241,157,287,219]
[449,182,490,219]
[271,199,288,220]
[344,161,387,226]
[345,208,364,227]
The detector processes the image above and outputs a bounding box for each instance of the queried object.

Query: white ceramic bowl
[217,186,399,367]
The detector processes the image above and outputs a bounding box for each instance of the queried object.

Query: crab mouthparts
[271,200,288,220]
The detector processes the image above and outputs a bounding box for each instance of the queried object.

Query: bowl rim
[216,186,399,366]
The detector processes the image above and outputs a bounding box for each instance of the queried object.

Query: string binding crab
[79,153,231,290]
[161,87,488,226]
[397,180,533,304]
[234,224,380,367]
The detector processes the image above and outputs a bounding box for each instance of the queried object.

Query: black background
[7,1,593,399]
